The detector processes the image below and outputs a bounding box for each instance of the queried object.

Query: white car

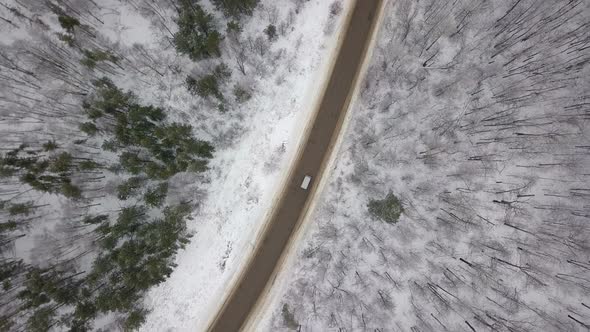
[300,175,312,190]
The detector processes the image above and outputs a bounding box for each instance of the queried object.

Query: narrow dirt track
[208,1,382,330]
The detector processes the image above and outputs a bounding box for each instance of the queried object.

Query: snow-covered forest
[262,0,590,331]
[0,0,349,330]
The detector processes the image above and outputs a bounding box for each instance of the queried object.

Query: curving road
[208,1,382,330]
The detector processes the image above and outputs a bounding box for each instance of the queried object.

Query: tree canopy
[173,2,222,60]
[211,0,259,18]
[1,76,214,330]
[367,192,403,224]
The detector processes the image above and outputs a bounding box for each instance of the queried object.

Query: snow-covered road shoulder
[245,0,388,330]
[139,1,354,330]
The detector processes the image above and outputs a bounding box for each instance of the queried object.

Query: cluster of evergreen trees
[6,202,193,330]
[186,63,231,102]
[85,77,214,177]
[174,1,222,60]
[54,9,120,70]
[367,192,403,224]
[212,0,259,17]
[1,0,263,330]
[0,145,83,201]
[173,0,259,60]
[0,77,214,330]
[174,0,259,108]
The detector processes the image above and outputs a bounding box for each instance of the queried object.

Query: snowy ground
[1,0,353,330]
[138,1,354,331]
[257,0,590,331]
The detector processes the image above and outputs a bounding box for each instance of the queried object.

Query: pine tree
[367,192,403,224]
[82,214,108,225]
[57,33,75,47]
[27,307,55,332]
[79,159,100,171]
[42,140,58,151]
[110,206,146,242]
[58,15,80,33]
[144,182,168,207]
[7,201,34,216]
[192,74,222,99]
[116,176,145,200]
[80,49,119,69]
[233,84,251,103]
[213,63,231,82]
[49,152,73,173]
[211,0,259,18]
[124,308,147,330]
[61,181,82,200]
[186,64,230,101]
[227,20,242,34]
[264,24,277,41]
[119,152,144,175]
[70,296,97,330]
[79,122,98,136]
[88,78,133,115]
[173,3,222,60]
[18,268,79,310]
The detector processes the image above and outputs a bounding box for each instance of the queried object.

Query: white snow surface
[256,0,590,331]
[138,1,354,331]
[0,0,352,330]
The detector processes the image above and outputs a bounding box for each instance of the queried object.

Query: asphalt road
[208,1,382,330]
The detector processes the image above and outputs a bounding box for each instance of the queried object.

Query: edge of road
[204,3,358,331]
[242,0,389,330]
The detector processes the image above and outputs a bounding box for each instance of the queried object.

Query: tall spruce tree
[211,0,259,18]
[173,2,222,60]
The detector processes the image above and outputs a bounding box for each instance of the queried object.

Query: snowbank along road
[207,0,383,331]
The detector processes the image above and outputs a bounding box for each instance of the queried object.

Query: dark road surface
[208,1,382,330]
